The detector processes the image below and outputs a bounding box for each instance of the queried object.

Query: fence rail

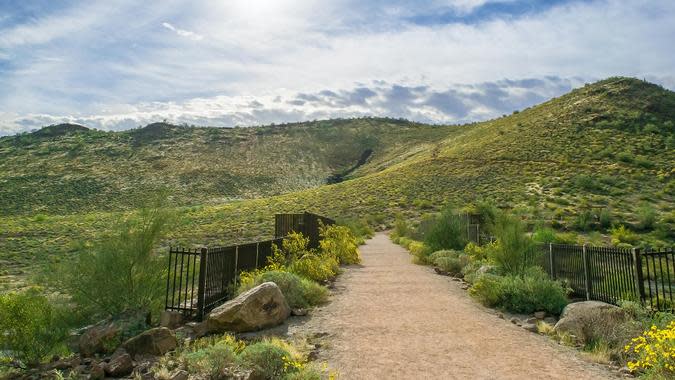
[165,212,335,320]
[533,244,674,312]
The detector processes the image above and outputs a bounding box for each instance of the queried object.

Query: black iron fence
[165,212,335,320]
[275,212,336,249]
[529,244,675,312]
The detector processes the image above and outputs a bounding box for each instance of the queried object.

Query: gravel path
[299,232,617,379]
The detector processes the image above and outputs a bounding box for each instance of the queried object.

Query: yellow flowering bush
[624,321,675,376]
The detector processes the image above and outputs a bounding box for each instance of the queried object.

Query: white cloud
[162,22,204,41]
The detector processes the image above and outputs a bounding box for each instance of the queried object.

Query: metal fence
[165,212,335,320]
[532,244,674,312]
[275,212,336,249]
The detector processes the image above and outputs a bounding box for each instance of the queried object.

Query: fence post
[549,243,555,279]
[196,247,208,321]
[234,245,239,279]
[255,242,259,269]
[582,244,591,301]
[632,247,646,305]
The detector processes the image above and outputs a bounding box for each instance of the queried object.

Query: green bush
[408,241,432,264]
[470,267,568,315]
[237,271,328,309]
[239,342,294,380]
[433,255,469,276]
[423,207,468,252]
[288,254,339,283]
[392,214,411,239]
[575,210,594,231]
[637,204,657,231]
[0,288,69,366]
[319,225,361,264]
[47,203,173,317]
[182,340,238,377]
[490,214,534,274]
[338,218,374,240]
[532,227,557,244]
[610,225,639,247]
[599,208,612,229]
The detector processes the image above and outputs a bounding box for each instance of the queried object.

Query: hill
[0,77,673,289]
[0,118,460,215]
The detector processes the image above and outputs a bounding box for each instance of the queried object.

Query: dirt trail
[298,232,617,379]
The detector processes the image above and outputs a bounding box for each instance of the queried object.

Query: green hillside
[1,77,673,289]
[0,118,459,215]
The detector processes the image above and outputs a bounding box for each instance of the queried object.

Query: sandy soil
[291,232,618,379]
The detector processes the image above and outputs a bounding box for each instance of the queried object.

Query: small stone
[618,366,632,375]
[460,284,470,290]
[497,312,504,319]
[510,317,520,325]
[524,317,537,325]
[291,308,308,316]
[169,369,189,380]
[522,323,538,333]
[534,311,546,319]
[434,267,449,275]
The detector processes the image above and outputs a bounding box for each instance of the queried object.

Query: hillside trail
[294,232,618,379]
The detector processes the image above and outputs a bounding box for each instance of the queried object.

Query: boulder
[104,350,133,377]
[553,301,628,344]
[122,327,177,357]
[160,310,185,329]
[78,322,119,357]
[89,362,105,380]
[522,323,538,333]
[206,282,291,333]
[77,311,149,356]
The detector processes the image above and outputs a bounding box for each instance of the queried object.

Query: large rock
[104,350,133,377]
[78,322,119,357]
[77,311,149,357]
[553,301,628,344]
[122,327,177,357]
[160,310,184,329]
[206,282,291,333]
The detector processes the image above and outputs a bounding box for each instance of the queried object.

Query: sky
[0,0,674,135]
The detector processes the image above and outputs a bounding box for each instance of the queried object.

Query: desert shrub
[0,288,69,366]
[428,249,459,262]
[574,175,603,193]
[392,214,411,239]
[470,267,568,315]
[637,204,657,231]
[433,254,469,276]
[181,339,239,377]
[338,218,374,241]
[624,321,675,378]
[599,208,613,229]
[279,232,312,262]
[474,201,499,235]
[490,214,534,274]
[575,210,594,231]
[634,156,656,169]
[408,241,432,264]
[288,254,339,283]
[611,225,639,247]
[47,203,173,317]
[423,207,468,252]
[238,342,295,380]
[320,225,361,264]
[284,367,322,380]
[532,227,557,244]
[617,151,635,163]
[554,232,579,245]
[237,271,328,309]
[398,237,414,249]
